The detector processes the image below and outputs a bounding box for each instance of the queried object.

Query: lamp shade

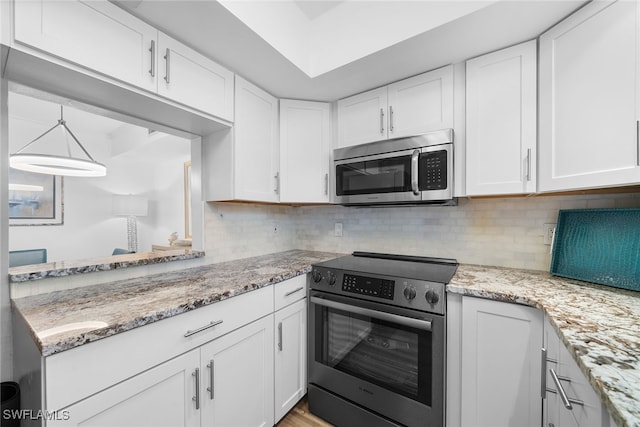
[112,194,148,217]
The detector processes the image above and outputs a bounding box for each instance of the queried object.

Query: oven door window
[317,303,431,405]
[336,155,411,196]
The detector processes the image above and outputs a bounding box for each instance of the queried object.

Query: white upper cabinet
[387,66,454,139]
[13,0,234,121]
[13,0,157,93]
[279,100,332,203]
[539,0,640,192]
[337,86,388,148]
[157,32,234,121]
[337,66,453,148]
[232,76,280,203]
[466,40,537,196]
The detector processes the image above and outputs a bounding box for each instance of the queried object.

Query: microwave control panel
[419,150,448,190]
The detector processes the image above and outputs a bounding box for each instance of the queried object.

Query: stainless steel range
[308,252,458,427]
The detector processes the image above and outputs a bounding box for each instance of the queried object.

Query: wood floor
[276,396,334,427]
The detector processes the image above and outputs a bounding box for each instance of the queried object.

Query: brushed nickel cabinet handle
[184,320,223,337]
[164,48,171,84]
[380,108,385,134]
[324,173,329,196]
[389,105,394,132]
[274,172,280,194]
[148,40,155,77]
[526,148,532,182]
[192,368,200,410]
[550,368,584,409]
[284,287,304,297]
[541,348,547,399]
[278,322,283,351]
[636,120,640,166]
[207,360,214,400]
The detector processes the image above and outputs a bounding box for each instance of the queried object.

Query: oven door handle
[310,296,432,332]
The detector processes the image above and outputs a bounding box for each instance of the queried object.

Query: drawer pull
[278,322,283,351]
[284,287,304,297]
[184,320,223,337]
[550,369,584,409]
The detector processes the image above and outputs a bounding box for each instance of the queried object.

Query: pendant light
[9,106,107,177]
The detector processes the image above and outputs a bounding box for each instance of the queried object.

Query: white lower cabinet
[49,350,201,427]
[460,296,543,427]
[274,298,307,423]
[448,295,618,427]
[543,317,618,427]
[53,315,274,427]
[200,315,274,427]
[447,294,543,427]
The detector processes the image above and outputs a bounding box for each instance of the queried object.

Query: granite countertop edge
[9,250,206,283]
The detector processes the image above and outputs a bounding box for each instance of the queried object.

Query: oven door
[334,149,422,204]
[308,290,445,427]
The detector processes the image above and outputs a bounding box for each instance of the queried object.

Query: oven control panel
[342,274,395,300]
[310,266,445,314]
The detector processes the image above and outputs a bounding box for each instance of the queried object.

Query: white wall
[203,192,640,272]
[8,106,190,262]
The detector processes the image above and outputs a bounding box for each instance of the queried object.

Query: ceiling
[114,0,587,102]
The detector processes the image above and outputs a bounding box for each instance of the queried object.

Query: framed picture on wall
[9,169,63,226]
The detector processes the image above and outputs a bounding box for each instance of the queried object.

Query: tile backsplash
[205,192,640,271]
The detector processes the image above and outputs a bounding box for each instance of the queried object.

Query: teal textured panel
[550,209,640,292]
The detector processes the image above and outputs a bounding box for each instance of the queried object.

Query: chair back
[9,249,47,267]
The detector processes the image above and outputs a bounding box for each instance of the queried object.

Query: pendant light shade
[9,106,107,177]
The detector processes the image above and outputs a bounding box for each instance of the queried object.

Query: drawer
[274,275,307,311]
[45,286,274,411]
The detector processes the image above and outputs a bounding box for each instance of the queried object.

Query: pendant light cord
[12,105,98,162]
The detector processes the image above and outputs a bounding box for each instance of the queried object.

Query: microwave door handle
[310,296,432,331]
[411,150,420,196]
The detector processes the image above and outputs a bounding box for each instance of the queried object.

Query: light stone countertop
[9,249,205,282]
[448,265,640,427]
[11,253,639,427]
[12,250,341,357]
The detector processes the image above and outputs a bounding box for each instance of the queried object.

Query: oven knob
[403,286,416,301]
[327,271,337,286]
[425,289,440,305]
[312,269,322,283]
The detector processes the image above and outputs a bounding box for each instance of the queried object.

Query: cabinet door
[466,41,537,196]
[461,296,542,427]
[157,32,234,121]
[274,299,307,423]
[337,86,388,148]
[387,66,454,139]
[234,76,279,203]
[14,0,157,92]
[201,315,274,427]
[539,0,640,192]
[49,350,200,427]
[279,100,332,203]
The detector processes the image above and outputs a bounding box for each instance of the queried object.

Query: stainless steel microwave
[334,129,455,205]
